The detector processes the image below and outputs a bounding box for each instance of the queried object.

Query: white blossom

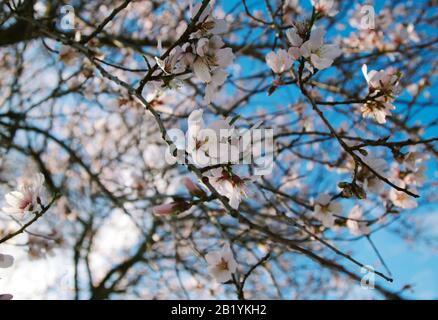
[0,253,14,268]
[205,243,237,283]
[187,109,209,166]
[400,151,426,187]
[360,155,387,194]
[363,155,387,175]
[154,4,234,105]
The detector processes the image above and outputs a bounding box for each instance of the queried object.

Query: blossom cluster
[388,151,425,209]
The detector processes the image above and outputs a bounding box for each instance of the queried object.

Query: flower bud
[0,253,14,268]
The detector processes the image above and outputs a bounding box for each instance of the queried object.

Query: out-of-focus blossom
[265,49,293,74]
[363,176,384,194]
[152,203,177,215]
[208,168,247,210]
[358,155,387,194]
[0,253,14,299]
[58,45,78,66]
[362,64,401,96]
[191,3,228,38]
[342,30,385,53]
[182,177,207,198]
[203,69,228,104]
[155,46,185,75]
[283,0,302,14]
[404,165,426,186]
[401,151,426,186]
[206,243,237,283]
